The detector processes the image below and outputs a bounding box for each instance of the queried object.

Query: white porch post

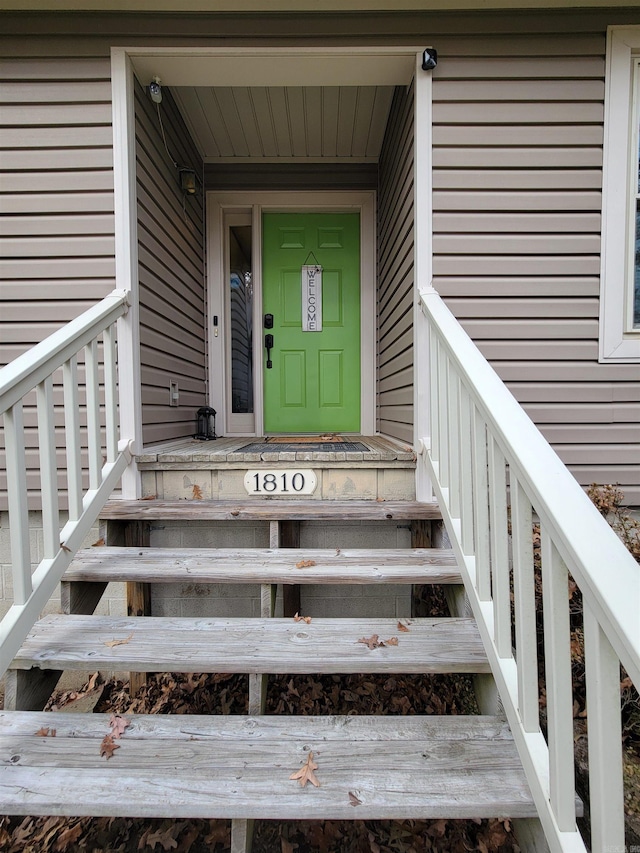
[413,50,433,501]
[111,48,143,498]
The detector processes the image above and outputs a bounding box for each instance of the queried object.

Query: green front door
[262,212,360,433]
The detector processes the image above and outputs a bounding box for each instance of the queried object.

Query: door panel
[262,212,360,433]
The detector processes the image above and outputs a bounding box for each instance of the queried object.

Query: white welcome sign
[302,265,322,331]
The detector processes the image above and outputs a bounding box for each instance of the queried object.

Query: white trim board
[128,48,421,89]
[207,190,377,437]
[111,48,143,499]
[600,26,640,363]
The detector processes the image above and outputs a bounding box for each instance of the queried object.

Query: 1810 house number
[244,469,318,495]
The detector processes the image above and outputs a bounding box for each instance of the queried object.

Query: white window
[600,26,640,361]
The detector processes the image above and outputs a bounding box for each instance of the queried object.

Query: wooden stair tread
[65,547,460,585]
[100,499,441,522]
[12,615,490,674]
[0,711,535,819]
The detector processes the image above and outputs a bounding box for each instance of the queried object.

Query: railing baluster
[3,402,32,605]
[488,437,511,658]
[36,376,59,560]
[448,370,461,518]
[63,356,83,521]
[511,478,539,732]
[437,349,449,490]
[429,331,440,464]
[584,603,625,852]
[471,407,491,601]
[458,383,474,555]
[85,338,101,490]
[103,325,118,464]
[540,530,576,831]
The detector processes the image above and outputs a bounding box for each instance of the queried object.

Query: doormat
[262,435,345,443]
[236,441,369,453]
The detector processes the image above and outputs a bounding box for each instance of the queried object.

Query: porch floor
[137,435,415,465]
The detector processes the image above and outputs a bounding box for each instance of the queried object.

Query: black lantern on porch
[194,406,217,440]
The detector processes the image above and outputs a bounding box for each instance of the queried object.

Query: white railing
[0,289,133,677]
[417,287,640,853]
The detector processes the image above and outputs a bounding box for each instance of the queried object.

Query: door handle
[265,333,274,369]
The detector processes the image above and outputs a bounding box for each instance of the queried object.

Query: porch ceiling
[172,85,396,161]
[132,49,416,163]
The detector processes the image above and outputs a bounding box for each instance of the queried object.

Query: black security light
[422,49,438,70]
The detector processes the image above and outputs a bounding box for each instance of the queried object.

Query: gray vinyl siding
[376,83,414,444]
[0,56,115,363]
[430,33,640,503]
[0,54,115,508]
[2,9,639,503]
[134,82,206,445]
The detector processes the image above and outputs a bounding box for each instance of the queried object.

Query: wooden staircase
[0,499,535,847]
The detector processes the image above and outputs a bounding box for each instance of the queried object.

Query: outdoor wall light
[422,48,438,70]
[195,407,218,441]
[179,167,198,195]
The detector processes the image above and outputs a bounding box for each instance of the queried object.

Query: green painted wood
[262,212,360,432]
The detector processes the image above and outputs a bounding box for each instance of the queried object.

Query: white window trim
[600,26,640,362]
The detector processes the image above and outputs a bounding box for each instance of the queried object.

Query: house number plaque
[244,469,318,495]
[301,265,322,331]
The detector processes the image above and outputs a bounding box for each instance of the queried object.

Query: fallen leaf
[109,714,131,739]
[293,613,312,624]
[100,734,120,759]
[35,727,50,737]
[92,538,105,547]
[289,750,320,788]
[192,484,204,499]
[357,634,398,649]
[141,494,157,500]
[397,621,410,632]
[281,839,295,853]
[104,633,134,648]
[87,671,100,691]
[53,823,84,851]
[357,634,380,650]
[140,827,179,850]
[335,548,341,555]
[348,791,362,806]
[295,559,316,569]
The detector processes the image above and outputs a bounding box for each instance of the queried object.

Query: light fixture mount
[149,77,162,104]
